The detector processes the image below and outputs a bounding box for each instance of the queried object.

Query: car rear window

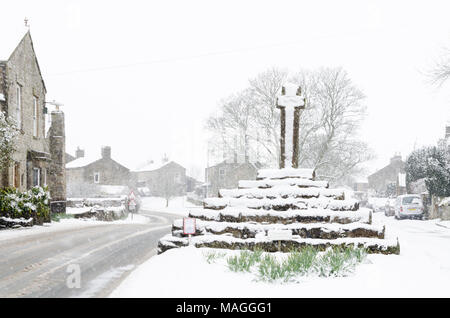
[402,196,420,205]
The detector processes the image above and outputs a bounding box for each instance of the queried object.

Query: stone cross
[276,83,305,169]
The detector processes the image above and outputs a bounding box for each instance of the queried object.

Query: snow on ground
[0,213,150,242]
[437,220,450,229]
[140,196,201,217]
[111,213,450,298]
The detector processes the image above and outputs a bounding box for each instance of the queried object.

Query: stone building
[368,154,406,196]
[66,146,131,197]
[133,159,186,197]
[0,29,66,212]
[205,160,262,197]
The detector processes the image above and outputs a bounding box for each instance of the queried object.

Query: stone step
[203,197,359,211]
[158,233,399,255]
[257,168,315,180]
[239,178,329,189]
[0,216,34,229]
[172,219,384,239]
[188,207,372,225]
[219,186,344,200]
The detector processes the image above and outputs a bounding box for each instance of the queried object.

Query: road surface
[0,210,179,298]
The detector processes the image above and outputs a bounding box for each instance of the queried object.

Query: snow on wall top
[257,168,315,180]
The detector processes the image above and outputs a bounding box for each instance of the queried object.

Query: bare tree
[297,67,372,181]
[430,48,450,86]
[205,67,373,185]
[160,171,184,208]
[205,88,259,162]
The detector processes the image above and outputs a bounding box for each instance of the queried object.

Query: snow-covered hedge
[0,186,50,226]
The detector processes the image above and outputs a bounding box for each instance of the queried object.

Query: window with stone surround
[219,168,226,181]
[16,84,22,129]
[94,172,100,184]
[33,96,38,138]
[42,168,47,186]
[33,168,40,187]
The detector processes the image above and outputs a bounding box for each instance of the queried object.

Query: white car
[394,194,424,220]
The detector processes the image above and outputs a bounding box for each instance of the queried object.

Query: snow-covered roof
[134,160,171,172]
[354,177,368,184]
[66,155,101,169]
[0,26,29,61]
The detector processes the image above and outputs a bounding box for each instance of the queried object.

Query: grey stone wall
[134,162,186,197]
[368,157,405,195]
[2,32,48,191]
[0,32,66,212]
[206,162,257,197]
[66,155,131,197]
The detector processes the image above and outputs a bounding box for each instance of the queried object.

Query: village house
[133,159,186,197]
[368,154,406,196]
[205,159,262,197]
[66,146,131,197]
[0,29,66,212]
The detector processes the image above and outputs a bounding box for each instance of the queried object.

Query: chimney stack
[101,146,111,159]
[48,111,66,213]
[75,147,85,158]
[390,153,402,165]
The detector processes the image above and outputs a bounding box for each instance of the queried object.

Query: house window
[33,168,40,187]
[219,168,226,181]
[16,85,22,129]
[33,96,38,138]
[42,168,47,186]
[13,162,20,188]
[94,172,100,183]
[174,172,181,183]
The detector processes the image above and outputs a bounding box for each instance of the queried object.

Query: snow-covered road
[112,214,450,298]
[0,211,178,298]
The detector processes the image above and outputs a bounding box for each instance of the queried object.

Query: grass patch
[219,246,367,282]
[51,213,74,222]
[203,250,227,264]
[227,249,263,272]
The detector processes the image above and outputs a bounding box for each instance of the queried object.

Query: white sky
[1,0,450,181]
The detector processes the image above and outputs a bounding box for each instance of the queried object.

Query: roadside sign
[267,229,292,241]
[183,218,196,235]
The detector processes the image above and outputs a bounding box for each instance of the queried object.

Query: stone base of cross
[276,83,305,169]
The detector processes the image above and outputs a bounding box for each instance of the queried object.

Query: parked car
[394,194,424,220]
[384,198,396,216]
[368,197,389,213]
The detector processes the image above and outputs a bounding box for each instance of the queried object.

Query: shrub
[0,186,50,225]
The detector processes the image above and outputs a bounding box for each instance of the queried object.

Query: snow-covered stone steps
[257,168,315,180]
[239,178,329,189]
[0,216,34,229]
[203,197,359,211]
[172,219,384,239]
[158,233,399,255]
[188,208,372,225]
[219,186,344,200]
